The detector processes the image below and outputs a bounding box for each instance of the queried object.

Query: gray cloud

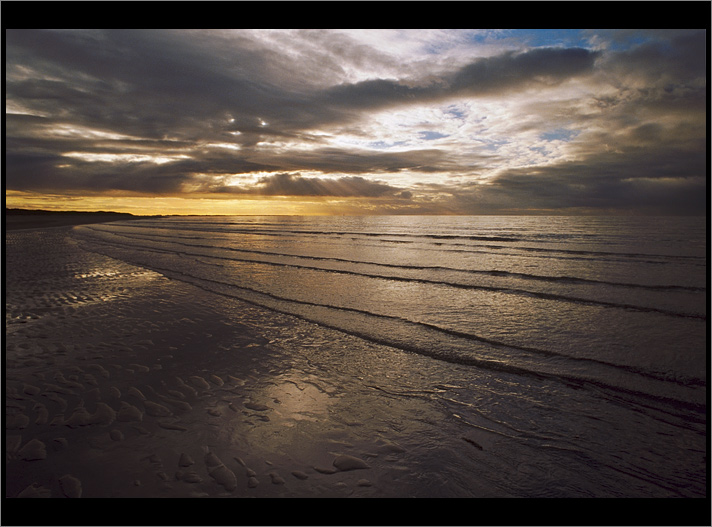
[446,140,707,215]
[4,29,707,215]
[322,47,600,112]
[5,30,601,140]
[449,47,599,93]
[249,147,457,175]
[233,173,403,198]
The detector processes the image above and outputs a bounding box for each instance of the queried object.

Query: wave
[73,229,707,409]
[77,226,707,320]
[111,227,706,291]
[106,221,705,265]
[128,219,524,242]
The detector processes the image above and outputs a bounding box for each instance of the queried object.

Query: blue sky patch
[418,131,449,141]
[539,128,578,142]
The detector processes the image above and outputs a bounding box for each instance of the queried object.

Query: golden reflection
[71,261,165,303]
[62,152,191,164]
[262,375,331,426]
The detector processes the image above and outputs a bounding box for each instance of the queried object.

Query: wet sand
[7,222,468,508]
[4,221,709,525]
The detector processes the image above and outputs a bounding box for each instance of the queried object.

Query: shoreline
[4,209,164,231]
[4,223,709,520]
[5,226,439,501]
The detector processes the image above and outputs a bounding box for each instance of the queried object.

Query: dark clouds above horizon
[5,29,708,215]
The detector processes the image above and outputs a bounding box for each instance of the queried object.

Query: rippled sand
[5,222,709,527]
[5,225,470,501]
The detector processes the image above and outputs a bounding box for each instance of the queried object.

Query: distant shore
[4,208,164,231]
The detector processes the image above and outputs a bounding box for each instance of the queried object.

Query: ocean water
[71,215,707,497]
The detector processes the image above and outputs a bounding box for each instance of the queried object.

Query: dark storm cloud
[5,145,280,196]
[5,149,194,195]
[219,173,403,198]
[4,151,64,190]
[322,47,599,111]
[598,29,706,78]
[452,29,707,215]
[7,28,521,196]
[6,29,318,141]
[251,147,457,175]
[6,30,599,143]
[450,47,598,92]
[4,123,448,196]
[449,140,707,215]
[4,29,707,214]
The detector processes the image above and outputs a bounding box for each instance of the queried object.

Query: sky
[5,28,708,216]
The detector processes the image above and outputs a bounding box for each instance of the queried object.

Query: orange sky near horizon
[5,29,707,217]
[5,190,433,216]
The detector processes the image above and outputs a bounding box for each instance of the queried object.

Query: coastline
[4,218,709,522]
[4,224,440,502]
[4,208,164,231]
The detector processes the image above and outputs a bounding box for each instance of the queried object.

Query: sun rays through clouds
[5,28,707,215]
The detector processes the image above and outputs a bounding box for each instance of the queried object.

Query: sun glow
[5,189,391,216]
[62,152,191,164]
[47,124,137,141]
[5,29,707,217]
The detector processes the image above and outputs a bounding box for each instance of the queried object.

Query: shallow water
[70,215,707,497]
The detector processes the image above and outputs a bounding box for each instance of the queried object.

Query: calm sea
[72,215,707,497]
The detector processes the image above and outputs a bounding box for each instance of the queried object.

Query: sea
[71,214,707,498]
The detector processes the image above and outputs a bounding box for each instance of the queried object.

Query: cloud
[6,30,600,140]
[249,147,454,174]
[322,47,600,113]
[445,138,707,215]
[4,28,707,215]
[240,173,403,198]
[449,47,599,92]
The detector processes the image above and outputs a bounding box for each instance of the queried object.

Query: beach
[5,228,384,499]
[4,216,708,520]
[5,221,497,504]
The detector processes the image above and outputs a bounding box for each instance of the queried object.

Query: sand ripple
[5,228,415,499]
[59,474,82,498]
